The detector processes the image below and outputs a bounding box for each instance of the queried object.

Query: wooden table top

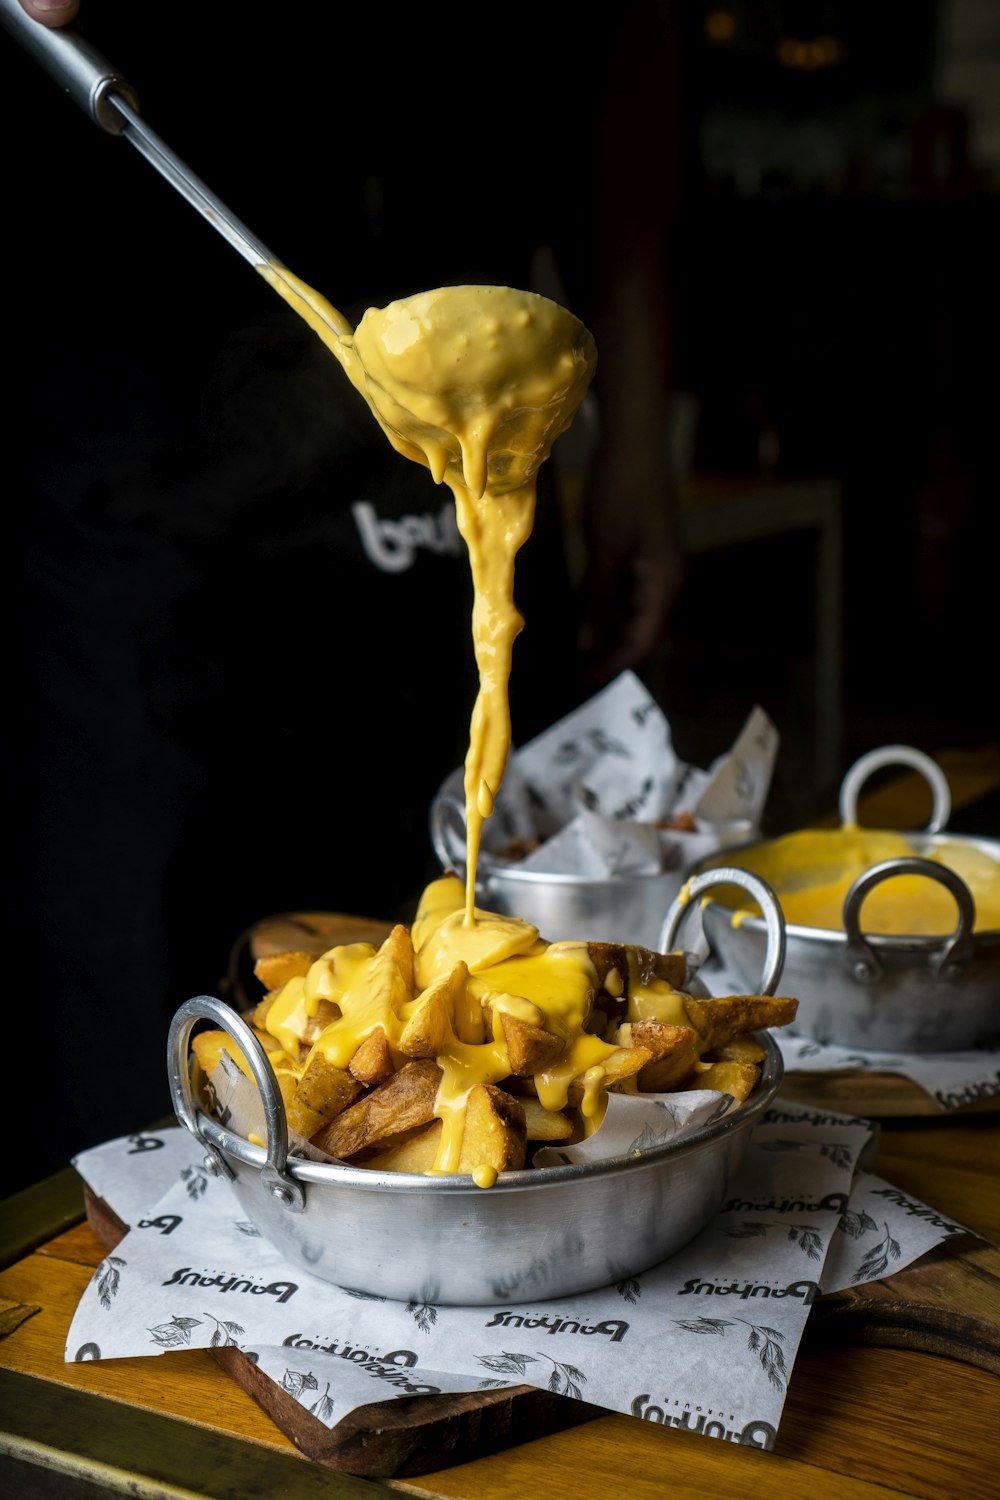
[3,1099,998,1500]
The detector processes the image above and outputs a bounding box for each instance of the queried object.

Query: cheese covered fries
[194,874,797,1187]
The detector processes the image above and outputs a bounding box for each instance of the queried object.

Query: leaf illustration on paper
[310,1385,336,1422]
[477,1351,541,1377]
[854,1224,902,1282]
[95,1255,126,1309]
[629,1116,678,1156]
[478,1378,516,1389]
[726,1222,769,1240]
[839,1207,879,1240]
[180,1163,208,1200]
[548,1360,586,1400]
[786,1226,824,1261]
[149,1314,202,1349]
[674,1316,734,1334]
[342,1287,387,1302]
[283,1369,319,1400]
[204,1314,245,1348]
[615,1274,642,1304]
[820,1143,854,1171]
[745,1323,788,1390]
[406,1300,438,1333]
[233,1221,262,1237]
[726,1221,823,1257]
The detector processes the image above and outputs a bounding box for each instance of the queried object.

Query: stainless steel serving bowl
[430,782,754,949]
[167,875,786,1306]
[691,747,1000,1052]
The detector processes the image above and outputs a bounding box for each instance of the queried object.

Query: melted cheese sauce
[263,875,630,1171]
[252,267,598,1176]
[707,826,1000,935]
[260,268,596,923]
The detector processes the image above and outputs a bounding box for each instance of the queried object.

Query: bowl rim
[186,1030,784,1197]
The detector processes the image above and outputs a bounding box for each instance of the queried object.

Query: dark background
[3,0,998,1192]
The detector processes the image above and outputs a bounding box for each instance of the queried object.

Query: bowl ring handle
[659,867,787,996]
[430,793,468,878]
[842,856,976,985]
[167,994,305,1212]
[838,745,951,833]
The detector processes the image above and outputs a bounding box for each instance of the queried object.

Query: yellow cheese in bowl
[708,826,1000,936]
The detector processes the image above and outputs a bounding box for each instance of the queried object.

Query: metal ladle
[0,0,596,498]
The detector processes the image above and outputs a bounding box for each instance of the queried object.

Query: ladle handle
[1,0,282,272]
[0,0,137,130]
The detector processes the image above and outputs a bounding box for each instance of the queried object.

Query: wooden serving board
[779,1071,1000,1118]
[83,1177,1000,1480]
[82,1189,600,1479]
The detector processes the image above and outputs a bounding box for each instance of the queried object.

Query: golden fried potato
[689,1060,761,1102]
[565,1044,652,1106]
[681,994,798,1051]
[348,1026,395,1085]
[364,1084,527,1176]
[285,1052,362,1139]
[313,1058,442,1159]
[495,1010,564,1076]
[588,942,688,995]
[521,1096,574,1141]
[380,923,415,992]
[397,966,466,1057]
[617,1021,700,1092]
[710,1035,766,1064]
[253,950,316,993]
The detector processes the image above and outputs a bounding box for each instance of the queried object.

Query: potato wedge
[681,994,798,1051]
[460,1082,527,1173]
[495,1010,564,1076]
[380,923,415,993]
[617,1021,700,1092]
[253,950,316,992]
[364,1084,527,1175]
[710,1035,766,1064]
[521,1096,574,1141]
[285,1052,362,1139]
[313,1058,442,1159]
[398,966,467,1057]
[588,941,688,995]
[348,1026,395,1085]
[565,1044,652,1106]
[689,1059,761,1102]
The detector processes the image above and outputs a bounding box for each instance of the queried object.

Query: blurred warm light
[705,9,736,44]
[777,33,844,69]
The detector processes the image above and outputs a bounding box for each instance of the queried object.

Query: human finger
[18,0,80,27]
